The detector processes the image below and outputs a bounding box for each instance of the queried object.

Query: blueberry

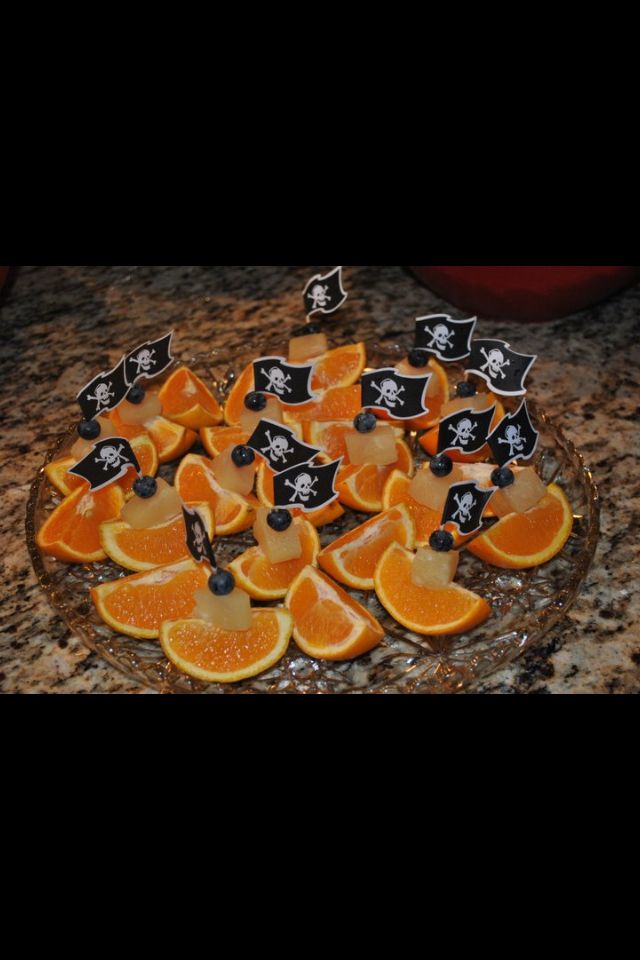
[456,381,477,398]
[408,348,429,369]
[305,323,322,335]
[245,392,267,412]
[231,445,256,467]
[128,384,146,405]
[429,530,455,553]
[77,419,101,441]
[492,467,515,488]
[430,454,453,478]
[267,509,293,532]
[208,570,235,596]
[133,476,158,499]
[354,412,377,434]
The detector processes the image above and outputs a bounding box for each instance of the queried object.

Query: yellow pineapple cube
[288,333,329,363]
[118,392,162,426]
[491,467,547,518]
[121,477,183,530]
[254,507,302,564]
[345,424,397,466]
[411,546,459,588]
[240,397,283,434]
[409,463,463,513]
[192,586,252,632]
[211,446,256,496]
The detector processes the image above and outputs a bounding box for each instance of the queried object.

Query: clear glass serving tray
[26,339,600,694]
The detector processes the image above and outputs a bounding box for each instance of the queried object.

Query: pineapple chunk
[411,546,459,588]
[441,394,494,419]
[121,477,183,530]
[491,468,547,518]
[192,586,252,632]
[253,508,302,564]
[211,446,256,496]
[396,359,441,397]
[118,392,163,425]
[345,424,397,466]
[289,333,329,363]
[71,417,116,461]
[409,463,463,513]
[240,397,283,433]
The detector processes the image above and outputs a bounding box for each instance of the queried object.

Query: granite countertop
[1,265,638,694]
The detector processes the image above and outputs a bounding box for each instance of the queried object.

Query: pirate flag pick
[438,404,497,456]
[68,437,141,492]
[467,339,537,397]
[488,400,540,467]
[182,504,217,569]
[415,314,477,363]
[246,419,321,474]
[361,368,431,421]
[76,357,131,422]
[253,357,316,406]
[124,331,174,386]
[273,459,342,513]
[303,266,348,318]
[441,481,497,537]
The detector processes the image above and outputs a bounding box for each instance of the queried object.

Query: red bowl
[409,266,640,322]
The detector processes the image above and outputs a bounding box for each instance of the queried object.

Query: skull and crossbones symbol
[87,381,115,413]
[261,366,292,396]
[95,444,129,471]
[424,322,455,353]
[449,417,477,447]
[285,472,318,504]
[131,348,156,375]
[309,284,331,310]
[371,378,405,409]
[452,491,477,526]
[190,519,208,559]
[261,431,293,465]
[481,348,511,381]
[499,424,525,458]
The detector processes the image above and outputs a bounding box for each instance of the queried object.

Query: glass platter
[26,338,600,694]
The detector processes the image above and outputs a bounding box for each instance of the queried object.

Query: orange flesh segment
[167,615,284,672]
[37,485,125,562]
[310,343,366,392]
[158,367,222,425]
[318,506,413,586]
[94,563,209,634]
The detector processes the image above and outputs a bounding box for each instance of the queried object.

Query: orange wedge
[160,609,293,684]
[318,504,415,590]
[382,470,443,545]
[158,367,223,430]
[223,362,255,425]
[419,398,505,463]
[175,454,256,535]
[310,342,366,392]
[45,435,158,499]
[305,420,405,464]
[284,385,362,424]
[228,519,320,600]
[466,483,573,569]
[336,438,414,513]
[91,558,210,640]
[374,543,492,636]
[286,566,384,661]
[144,416,198,464]
[107,406,150,440]
[100,503,214,573]
[200,425,250,459]
[37,484,125,564]
[255,462,345,528]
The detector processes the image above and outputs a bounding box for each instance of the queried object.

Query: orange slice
[200,425,250,459]
[45,434,158,499]
[255,462,345,528]
[160,609,293,684]
[144,416,198,464]
[223,363,255,426]
[466,483,573,569]
[419,398,505,463]
[284,385,362,424]
[310,343,366,392]
[175,454,256,535]
[228,519,320,600]
[336,438,414,513]
[286,566,384,661]
[318,504,415,590]
[37,484,125,564]
[91,559,210,640]
[382,470,443,546]
[100,503,214,573]
[158,367,223,430]
[107,406,150,440]
[374,543,492,636]
[305,419,405,464]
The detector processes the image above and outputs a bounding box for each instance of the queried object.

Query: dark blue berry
[245,392,267,412]
[429,530,455,553]
[492,467,515,488]
[354,412,377,434]
[133,476,158,499]
[305,323,322,335]
[77,419,101,441]
[231,445,256,467]
[208,570,235,596]
[430,454,453,478]
[128,384,146,405]
[408,348,429,369]
[267,509,293,532]
[456,381,477,398]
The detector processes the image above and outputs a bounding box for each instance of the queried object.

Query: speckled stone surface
[1,265,638,694]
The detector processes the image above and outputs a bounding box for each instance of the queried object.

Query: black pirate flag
[488,400,540,467]
[273,459,342,514]
[76,357,131,421]
[361,368,431,421]
[182,504,216,569]
[441,481,496,537]
[124,331,174,386]
[247,419,321,474]
[467,339,537,397]
[438,404,496,456]
[303,266,348,318]
[253,357,316,406]
[415,314,477,362]
[68,436,141,492]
